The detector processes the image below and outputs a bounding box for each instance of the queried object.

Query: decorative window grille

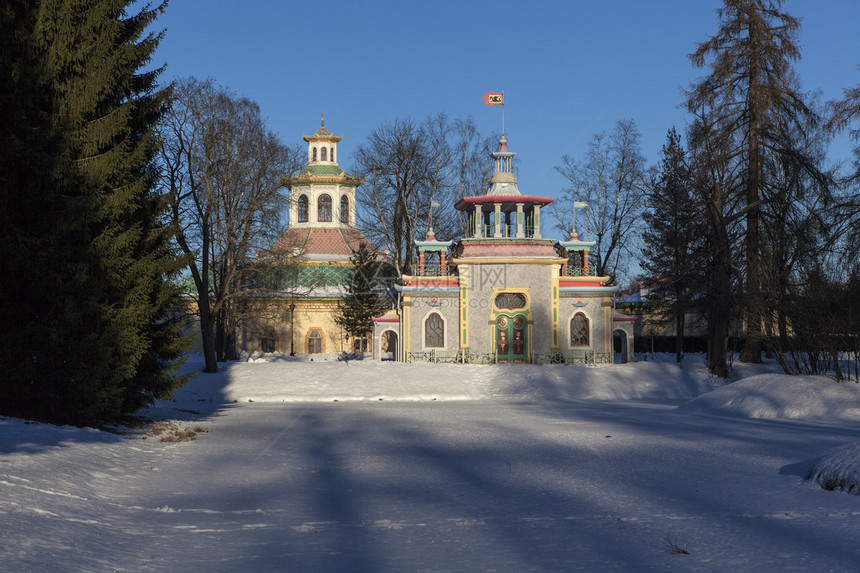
[340,196,349,223]
[570,313,589,347]
[312,147,317,162]
[298,194,309,222]
[321,147,327,161]
[318,194,332,222]
[424,313,444,348]
[494,292,526,310]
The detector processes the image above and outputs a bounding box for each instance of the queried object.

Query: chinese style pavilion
[374,135,634,363]
[238,116,375,356]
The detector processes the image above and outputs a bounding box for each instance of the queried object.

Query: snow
[2,354,860,571]
[679,373,860,422]
[808,442,860,495]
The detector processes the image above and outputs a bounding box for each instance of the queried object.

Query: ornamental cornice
[302,133,343,143]
[282,174,365,187]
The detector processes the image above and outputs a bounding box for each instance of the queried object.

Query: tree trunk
[197,297,219,373]
[675,309,685,364]
[708,237,732,378]
[741,22,764,364]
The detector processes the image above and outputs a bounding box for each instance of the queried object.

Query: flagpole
[502,92,505,136]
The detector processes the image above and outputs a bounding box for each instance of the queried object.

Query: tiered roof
[270,227,373,262]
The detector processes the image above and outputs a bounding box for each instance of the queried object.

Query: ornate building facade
[237,117,375,356]
[373,136,635,363]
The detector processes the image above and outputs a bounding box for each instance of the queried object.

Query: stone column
[516,203,524,237]
[533,204,541,238]
[494,203,502,237]
[474,205,482,238]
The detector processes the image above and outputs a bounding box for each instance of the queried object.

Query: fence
[406,349,612,365]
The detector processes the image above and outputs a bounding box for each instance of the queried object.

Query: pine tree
[335,243,388,352]
[640,128,703,363]
[0,1,187,424]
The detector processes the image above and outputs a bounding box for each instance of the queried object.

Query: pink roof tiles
[270,227,374,261]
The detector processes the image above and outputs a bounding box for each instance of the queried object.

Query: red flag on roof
[483,92,504,106]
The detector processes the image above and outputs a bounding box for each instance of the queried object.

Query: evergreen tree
[687,0,817,363]
[335,243,388,352]
[640,128,703,363]
[0,1,187,424]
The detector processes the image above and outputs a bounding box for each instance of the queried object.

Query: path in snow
[3,395,860,571]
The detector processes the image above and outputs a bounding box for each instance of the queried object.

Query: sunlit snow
[2,354,859,571]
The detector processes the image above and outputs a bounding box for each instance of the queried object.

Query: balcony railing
[566,265,597,277]
[475,224,537,238]
[417,263,457,277]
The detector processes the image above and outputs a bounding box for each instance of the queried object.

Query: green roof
[298,164,345,177]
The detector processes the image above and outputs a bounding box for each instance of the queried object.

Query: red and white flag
[483,92,504,106]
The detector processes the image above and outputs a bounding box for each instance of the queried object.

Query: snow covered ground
[2,354,860,571]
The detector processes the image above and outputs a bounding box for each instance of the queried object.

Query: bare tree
[686,107,747,377]
[353,118,434,276]
[156,77,304,372]
[828,74,860,256]
[451,118,497,235]
[554,119,647,282]
[353,115,497,274]
[687,0,818,363]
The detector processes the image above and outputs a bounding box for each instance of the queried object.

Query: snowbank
[807,441,860,495]
[166,355,722,406]
[678,374,860,422]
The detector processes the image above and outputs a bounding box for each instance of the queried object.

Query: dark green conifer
[640,128,704,363]
[0,1,187,424]
[335,244,389,351]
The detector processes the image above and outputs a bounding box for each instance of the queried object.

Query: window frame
[318,194,332,222]
[424,312,445,349]
[569,312,590,347]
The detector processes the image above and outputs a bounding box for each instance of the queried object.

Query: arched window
[340,195,349,223]
[570,313,589,347]
[318,194,332,222]
[494,292,526,310]
[312,147,317,162]
[425,312,444,348]
[330,147,335,162]
[307,329,323,354]
[320,147,327,161]
[298,194,308,222]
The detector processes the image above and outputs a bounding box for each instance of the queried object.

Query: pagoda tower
[285,113,363,229]
[247,117,375,357]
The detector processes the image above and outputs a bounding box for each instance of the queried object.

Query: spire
[321,111,325,127]
[486,135,520,196]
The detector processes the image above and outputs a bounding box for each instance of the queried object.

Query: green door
[495,314,527,363]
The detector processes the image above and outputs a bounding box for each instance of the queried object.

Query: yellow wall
[237,298,369,355]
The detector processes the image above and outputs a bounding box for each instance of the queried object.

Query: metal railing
[405,349,612,364]
[417,263,457,277]
[565,265,597,277]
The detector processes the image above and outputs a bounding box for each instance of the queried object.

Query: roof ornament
[321,112,325,127]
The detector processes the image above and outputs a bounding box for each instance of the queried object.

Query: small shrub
[663,533,690,555]
[146,421,207,443]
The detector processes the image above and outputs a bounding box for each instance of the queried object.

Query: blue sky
[150,0,860,200]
